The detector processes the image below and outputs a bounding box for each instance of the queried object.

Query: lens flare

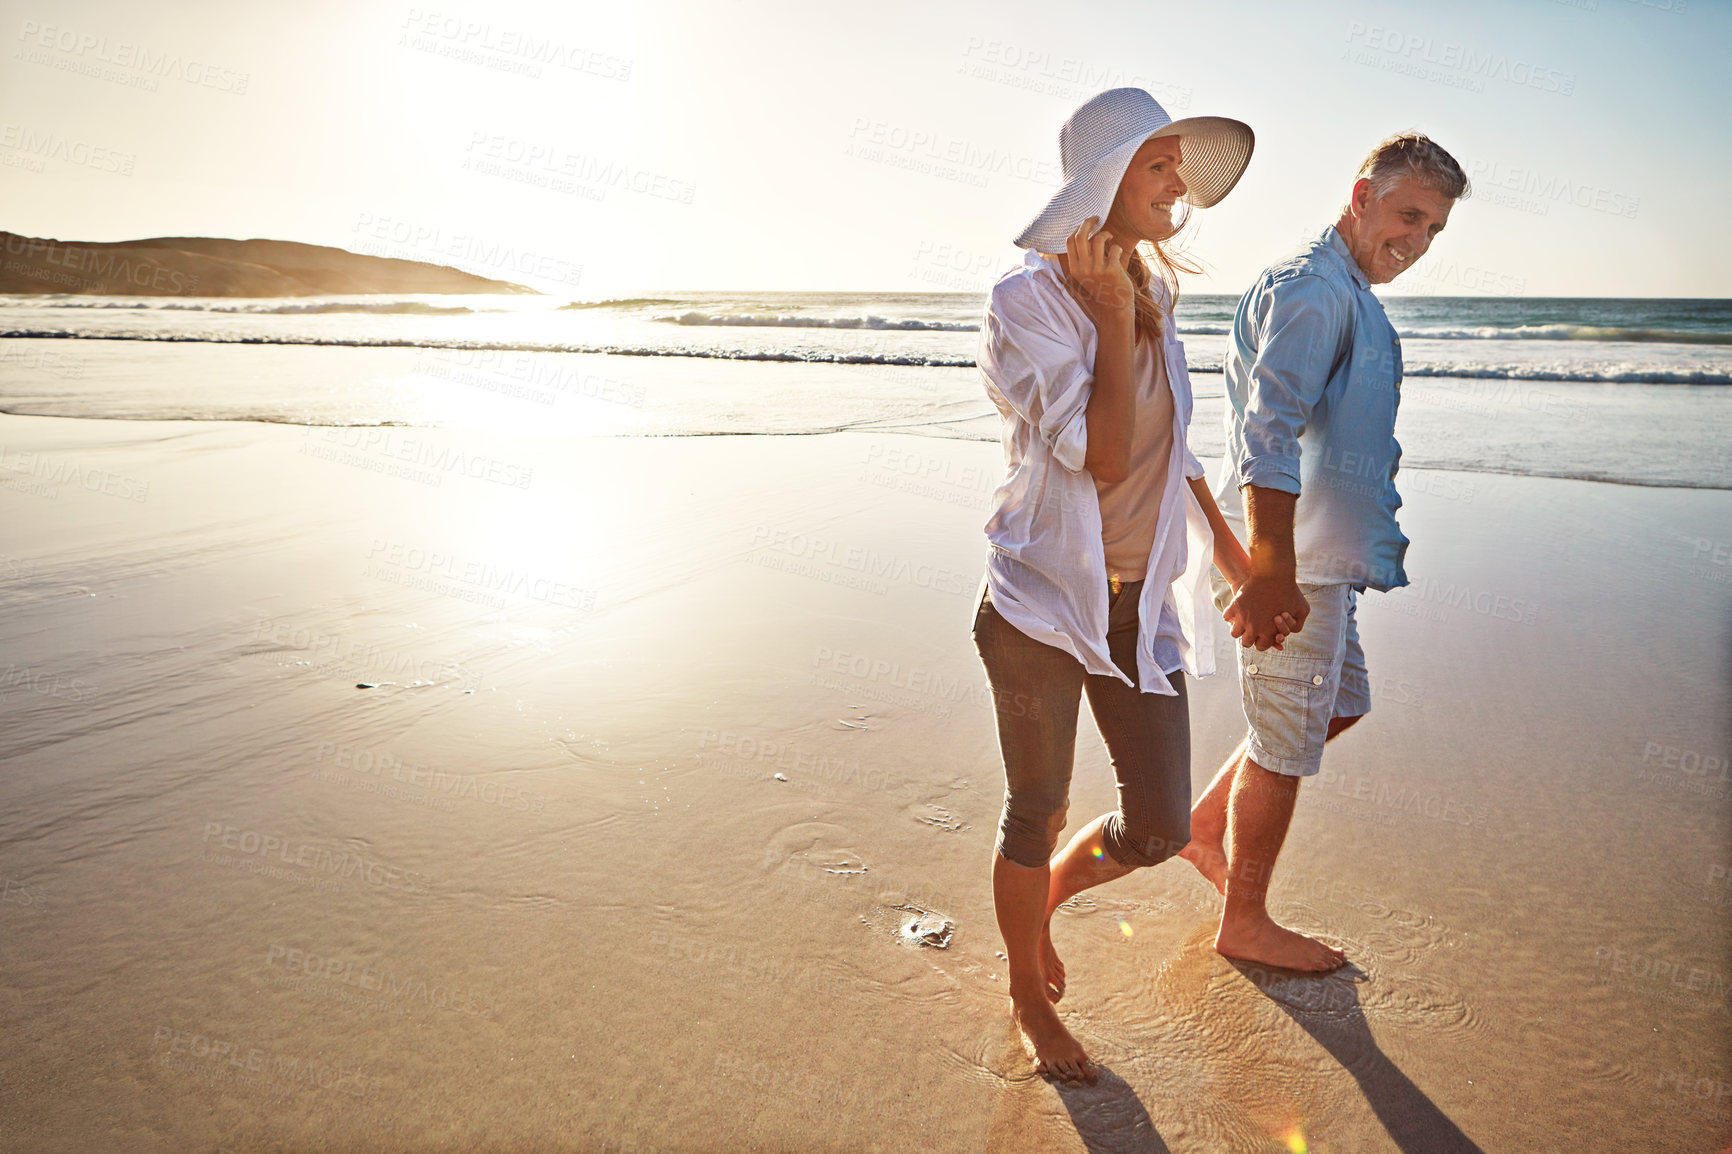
[1090,845,1104,859]
[1118,919,1133,937]
[1282,1125,1309,1153]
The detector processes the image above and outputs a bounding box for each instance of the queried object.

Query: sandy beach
[4,0,1727,1144]
[0,405,1726,1152]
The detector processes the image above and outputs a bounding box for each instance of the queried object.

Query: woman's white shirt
[975,249,1216,697]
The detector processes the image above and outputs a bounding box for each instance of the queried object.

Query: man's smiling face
[1344,176,1455,285]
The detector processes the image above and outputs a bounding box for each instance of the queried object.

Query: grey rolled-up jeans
[972,579,1191,870]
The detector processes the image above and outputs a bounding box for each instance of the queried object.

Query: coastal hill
[0,232,535,296]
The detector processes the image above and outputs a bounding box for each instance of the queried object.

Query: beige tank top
[1094,340,1175,584]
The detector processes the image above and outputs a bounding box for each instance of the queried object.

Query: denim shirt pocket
[1350,329,1399,398]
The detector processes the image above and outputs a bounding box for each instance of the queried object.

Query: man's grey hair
[1354,131,1471,202]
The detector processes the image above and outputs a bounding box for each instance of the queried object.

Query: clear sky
[1,0,1726,298]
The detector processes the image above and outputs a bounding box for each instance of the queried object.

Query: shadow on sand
[1050,1064,1172,1154]
[985,1063,1173,1154]
[1231,958,1487,1154]
[983,1022,1171,1154]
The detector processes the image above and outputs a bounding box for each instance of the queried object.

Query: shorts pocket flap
[1242,651,1331,686]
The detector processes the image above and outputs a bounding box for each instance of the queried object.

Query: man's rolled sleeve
[1234,275,1346,495]
[1238,453,1302,494]
[981,281,1093,473]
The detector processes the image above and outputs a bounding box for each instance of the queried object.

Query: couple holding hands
[970,87,1470,1080]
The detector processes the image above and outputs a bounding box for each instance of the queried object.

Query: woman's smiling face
[1108,135,1187,244]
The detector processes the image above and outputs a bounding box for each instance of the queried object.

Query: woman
[972,88,1284,1082]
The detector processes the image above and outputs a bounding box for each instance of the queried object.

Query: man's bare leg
[1183,716,1362,896]
[1179,739,1245,893]
[1212,756,1345,971]
[993,850,1095,1081]
[1037,814,1141,1002]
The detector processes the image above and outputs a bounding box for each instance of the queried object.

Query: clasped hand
[1223,574,1308,651]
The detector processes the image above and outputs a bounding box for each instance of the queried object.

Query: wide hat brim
[1014,115,1254,252]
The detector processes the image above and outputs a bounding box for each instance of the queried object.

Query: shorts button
[1312,674,1324,686]
[1246,664,1258,675]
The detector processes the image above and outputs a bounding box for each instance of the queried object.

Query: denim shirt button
[1247,664,1259,675]
[1312,674,1324,686]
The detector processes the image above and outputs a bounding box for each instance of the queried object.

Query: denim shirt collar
[1321,224,1371,291]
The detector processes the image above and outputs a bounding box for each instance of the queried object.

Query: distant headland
[0,232,536,296]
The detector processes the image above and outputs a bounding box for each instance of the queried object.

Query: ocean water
[0,290,1728,488]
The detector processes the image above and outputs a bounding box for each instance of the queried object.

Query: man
[1178,133,1471,971]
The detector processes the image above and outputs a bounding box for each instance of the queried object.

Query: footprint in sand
[894,905,954,949]
[760,820,868,877]
[915,803,969,832]
[821,855,868,875]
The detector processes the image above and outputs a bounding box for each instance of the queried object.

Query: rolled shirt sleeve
[1237,275,1348,495]
[980,279,1093,473]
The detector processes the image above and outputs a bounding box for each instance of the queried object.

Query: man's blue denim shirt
[1212,225,1409,592]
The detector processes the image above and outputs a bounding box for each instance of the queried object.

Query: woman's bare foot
[1214,911,1345,972]
[1178,829,1228,895]
[1009,983,1094,1082]
[1039,920,1065,1002]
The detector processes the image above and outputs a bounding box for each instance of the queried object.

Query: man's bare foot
[1179,829,1228,895]
[1215,912,1346,972]
[1009,985,1094,1083]
[1039,920,1065,1003]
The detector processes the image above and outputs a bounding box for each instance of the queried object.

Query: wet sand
[0,412,1728,1152]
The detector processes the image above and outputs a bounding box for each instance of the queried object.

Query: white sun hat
[1014,87,1254,253]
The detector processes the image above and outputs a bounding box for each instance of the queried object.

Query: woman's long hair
[1120,206,1201,347]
